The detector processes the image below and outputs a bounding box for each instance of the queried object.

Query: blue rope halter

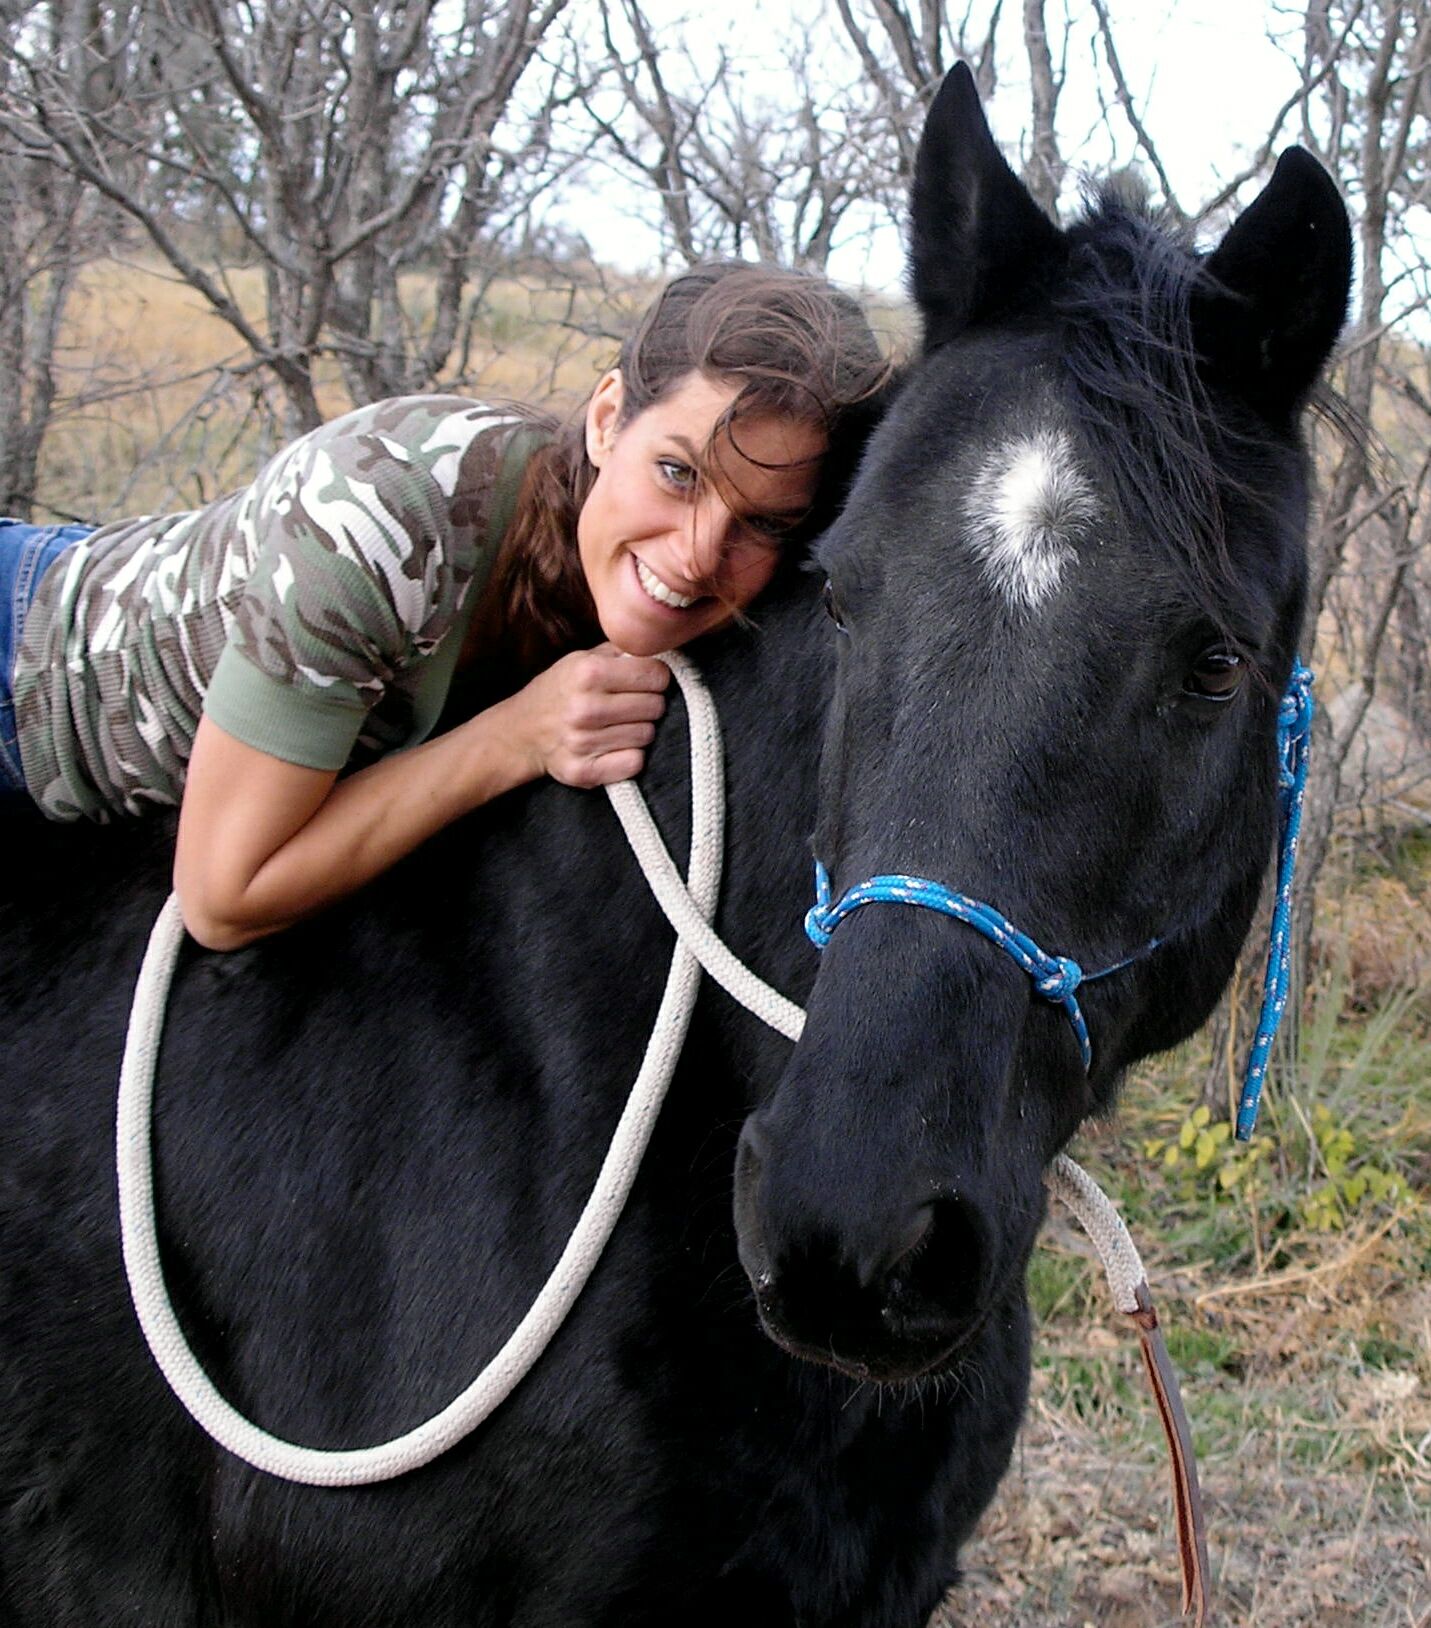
[804,662,1314,1142]
[805,868,1156,1070]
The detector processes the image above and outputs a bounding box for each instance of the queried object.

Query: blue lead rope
[805,661,1314,1142]
[1235,660,1314,1141]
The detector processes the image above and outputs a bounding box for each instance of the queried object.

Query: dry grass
[1319,869,1431,1023]
[35,253,644,522]
[934,1409,1429,1626]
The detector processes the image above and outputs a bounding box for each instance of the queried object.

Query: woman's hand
[495,644,670,789]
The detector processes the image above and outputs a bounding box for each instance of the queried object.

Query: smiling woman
[0,262,887,949]
[577,370,828,654]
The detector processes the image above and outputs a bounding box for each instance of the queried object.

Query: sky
[564,0,1315,292]
[1024,3,1308,212]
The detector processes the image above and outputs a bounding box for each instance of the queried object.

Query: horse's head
[734,66,1351,1383]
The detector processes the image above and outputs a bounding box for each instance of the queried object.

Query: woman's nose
[677,494,738,585]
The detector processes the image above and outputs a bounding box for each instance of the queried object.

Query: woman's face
[577,369,826,657]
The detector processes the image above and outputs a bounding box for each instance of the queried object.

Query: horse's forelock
[1054,189,1289,654]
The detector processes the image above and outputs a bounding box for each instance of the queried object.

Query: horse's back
[0,786,719,1623]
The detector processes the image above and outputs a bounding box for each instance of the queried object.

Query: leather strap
[1127,1282,1210,1626]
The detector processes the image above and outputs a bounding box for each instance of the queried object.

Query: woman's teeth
[636,558,697,609]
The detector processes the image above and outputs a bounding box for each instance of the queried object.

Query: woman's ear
[585,369,625,467]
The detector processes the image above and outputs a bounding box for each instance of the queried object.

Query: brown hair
[478,260,889,672]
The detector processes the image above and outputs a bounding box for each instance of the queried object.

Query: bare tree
[829,0,1079,222]
[582,1,888,271]
[0,1,131,516]
[1021,0,1064,216]
[832,0,1003,183]
[1086,0,1187,223]
[0,130,91,518]
[1,0,575,436]
[1298,0,1431,904]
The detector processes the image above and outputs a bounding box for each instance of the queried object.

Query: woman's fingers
[568,647,672,692]
[588,645,672,694]
[591,721,659,753]
[510,644,674,788]
[569,690,666,730]
[580,748,648,787]
[554,719,657,785]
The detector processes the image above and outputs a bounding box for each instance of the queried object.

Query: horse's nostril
[887,1192,990,1325]
[888,1202,935,1277]
[842,1202,937,1291]
[737,1114,771,1172]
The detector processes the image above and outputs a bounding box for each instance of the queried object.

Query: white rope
[117,653,724,1486]
[1043,1151,1146,1315]
[604,780,805,1044]
[117,650,1149,1486]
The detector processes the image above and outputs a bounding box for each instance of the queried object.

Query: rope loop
[117,652,727,1486]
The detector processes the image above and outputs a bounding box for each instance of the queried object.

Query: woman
[0,263,885,951]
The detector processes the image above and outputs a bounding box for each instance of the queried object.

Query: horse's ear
[1196,148,1352,422]
[908,64,1066,351]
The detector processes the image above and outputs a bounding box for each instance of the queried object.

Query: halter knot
[803,861,839,948]
[1034,956,1084,1003]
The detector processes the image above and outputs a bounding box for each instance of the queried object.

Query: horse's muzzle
[733,1115,1000,1382]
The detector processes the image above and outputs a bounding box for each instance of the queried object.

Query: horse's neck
[652,576,831,997]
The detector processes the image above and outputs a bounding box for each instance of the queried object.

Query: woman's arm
[174,646,669,952]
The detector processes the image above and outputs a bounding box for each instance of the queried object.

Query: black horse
[0,68,1349,1628]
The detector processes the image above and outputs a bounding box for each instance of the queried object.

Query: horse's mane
[1053,183,1261,644]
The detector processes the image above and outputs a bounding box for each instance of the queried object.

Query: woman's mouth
[635,557,700,610]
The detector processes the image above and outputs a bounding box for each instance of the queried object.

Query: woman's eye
[744,513,793,541]
[821,578,848,632]
[656,458,696,491]
[1184,648,1244,701]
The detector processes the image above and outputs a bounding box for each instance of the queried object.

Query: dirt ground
[929,1342,1431,1628]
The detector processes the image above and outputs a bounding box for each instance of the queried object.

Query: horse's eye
[1185,648,1244,701]
[822,578,848,633]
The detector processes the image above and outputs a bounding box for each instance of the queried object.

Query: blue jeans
[0,519,94,796]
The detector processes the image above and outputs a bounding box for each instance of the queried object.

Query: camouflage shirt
[13,396,545,821]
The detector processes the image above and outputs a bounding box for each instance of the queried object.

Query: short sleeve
[204,643,368,770]
[201,400,476,767]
